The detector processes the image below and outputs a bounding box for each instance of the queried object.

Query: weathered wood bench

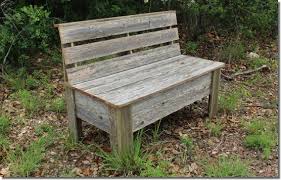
[55,11,224,154]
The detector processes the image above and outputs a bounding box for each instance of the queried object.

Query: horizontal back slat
[66,43,181,84]
[63,28,179,65]
[57,11,177,44]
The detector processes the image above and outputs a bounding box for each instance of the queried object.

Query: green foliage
[247,57,271,69]
[243,118,277,159]
[152,120,162,142]
[220,41,245,63]
[16,89,42,115]
[98,132,169,176]
[207,122,223,137]
[203,156,250,177]
[0,5,55,66]
[180,135,193,151]
[48,97,65,113]
[0,115,10,135]
[0,135,10,152]
[7,134,54,177]
[35,123,54,136]
[185,41,198,54]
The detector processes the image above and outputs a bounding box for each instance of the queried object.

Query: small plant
[220,41,245,63]
[25,75,40,90]
[243,118,277,159]
[203,155,250,177]
[35,123,54,136]
[0,115,10,135]
[219,93,240,113]
[207,122,223,137]
[180,135,193,163]
[0,135,10,152]
[48,97,65,113]
[16,89,42,115]
[185,41,198,54]
[7,132,54,176]
[152,120,162,142]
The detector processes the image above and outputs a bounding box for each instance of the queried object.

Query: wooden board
[131,73,211,131]
[73,55,224,106]
[57,11,177,44]
[74,90,110,133]
[66,44,181,85]
[63,28,179,65]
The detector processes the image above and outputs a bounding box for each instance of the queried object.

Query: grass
[206,122,223,137]
[97,131,169,177]
[48,97,65,113]
[7,128,55,177]
[16,89,43,115]
[220,41,245,63]
[243,118,277,159]
[203,155,250,177]
[219,85,251,113]
[179,135,193,163]
[35,123,54,136]
[0,115,10,135]
[152,120,162,142]
[247,57,270,69]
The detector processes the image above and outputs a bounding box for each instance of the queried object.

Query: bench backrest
[56,11,180,85]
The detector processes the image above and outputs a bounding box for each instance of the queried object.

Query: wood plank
[63,28,179,65]
[65,86,82,141]
[74,90,110,133]
[58,11,177,44]
[109,106,133,154]
[208,69,221,119]
[66,44,181,84]
[75,56,224,106]
[131,73,211,131]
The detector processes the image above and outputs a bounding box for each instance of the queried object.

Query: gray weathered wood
[57,11,177,44]
[73,55,224,106]
[131,73,211,131]
[65,86,82,141]
[66,44,181,84]
[75,91,110,133]
[208,69,221,119]
[109,106,133,154]
[63,28,179,65]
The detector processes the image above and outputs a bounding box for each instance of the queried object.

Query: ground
[0,32,278,177]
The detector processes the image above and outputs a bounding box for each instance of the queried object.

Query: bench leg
[65,87,82,142]
[109,106,133,155]
[208,69,221,119]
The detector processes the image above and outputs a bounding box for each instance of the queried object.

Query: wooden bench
[55,11,224,154]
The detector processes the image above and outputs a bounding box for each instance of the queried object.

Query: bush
[0,5,55,67]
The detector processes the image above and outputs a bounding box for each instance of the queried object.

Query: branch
[221,65,270,81]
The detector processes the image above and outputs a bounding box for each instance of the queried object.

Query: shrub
[0,5,55,67]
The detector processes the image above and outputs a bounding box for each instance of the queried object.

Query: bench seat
[73,54,224,107]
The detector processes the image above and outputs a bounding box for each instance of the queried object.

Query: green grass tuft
[203,156,250,177]
[16,89,43,115]
[0,115,10,135]
[207,122,223,137]
[220,41,245,63]
[48,97,65,113]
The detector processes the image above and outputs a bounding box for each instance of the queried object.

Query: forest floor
[0,32,278,177]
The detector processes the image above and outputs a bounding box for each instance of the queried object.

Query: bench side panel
[131,73,212,131]
[74,91,110,133]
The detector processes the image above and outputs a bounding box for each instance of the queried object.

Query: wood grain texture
[74,90,110,133]
[208,69,221,119]
[131,73,212,131]
[65,86,82,141]
[57,11,177,44]
[66,44,181,84]
[73,55,224,106]
[63,28,179,65]
[109,106,133,154]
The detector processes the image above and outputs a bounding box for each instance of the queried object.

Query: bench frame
[55,11,223,154]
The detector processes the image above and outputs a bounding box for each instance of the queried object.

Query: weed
[179,135,193,163]
[16,90,42,115]
[152,120,162,142]
[185,41,198,54]
[140,160,168,177]
[220,41,245,63]
[25,75,40,90]
[0,135,10,152]
[35,123,54,136]
[207,122,223,137]
[243,118,276,159]
[203,155,250,177]
[7,133,54,176]
[3,68,27,91]
[48,97,65,113]
[0,115,10,135]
